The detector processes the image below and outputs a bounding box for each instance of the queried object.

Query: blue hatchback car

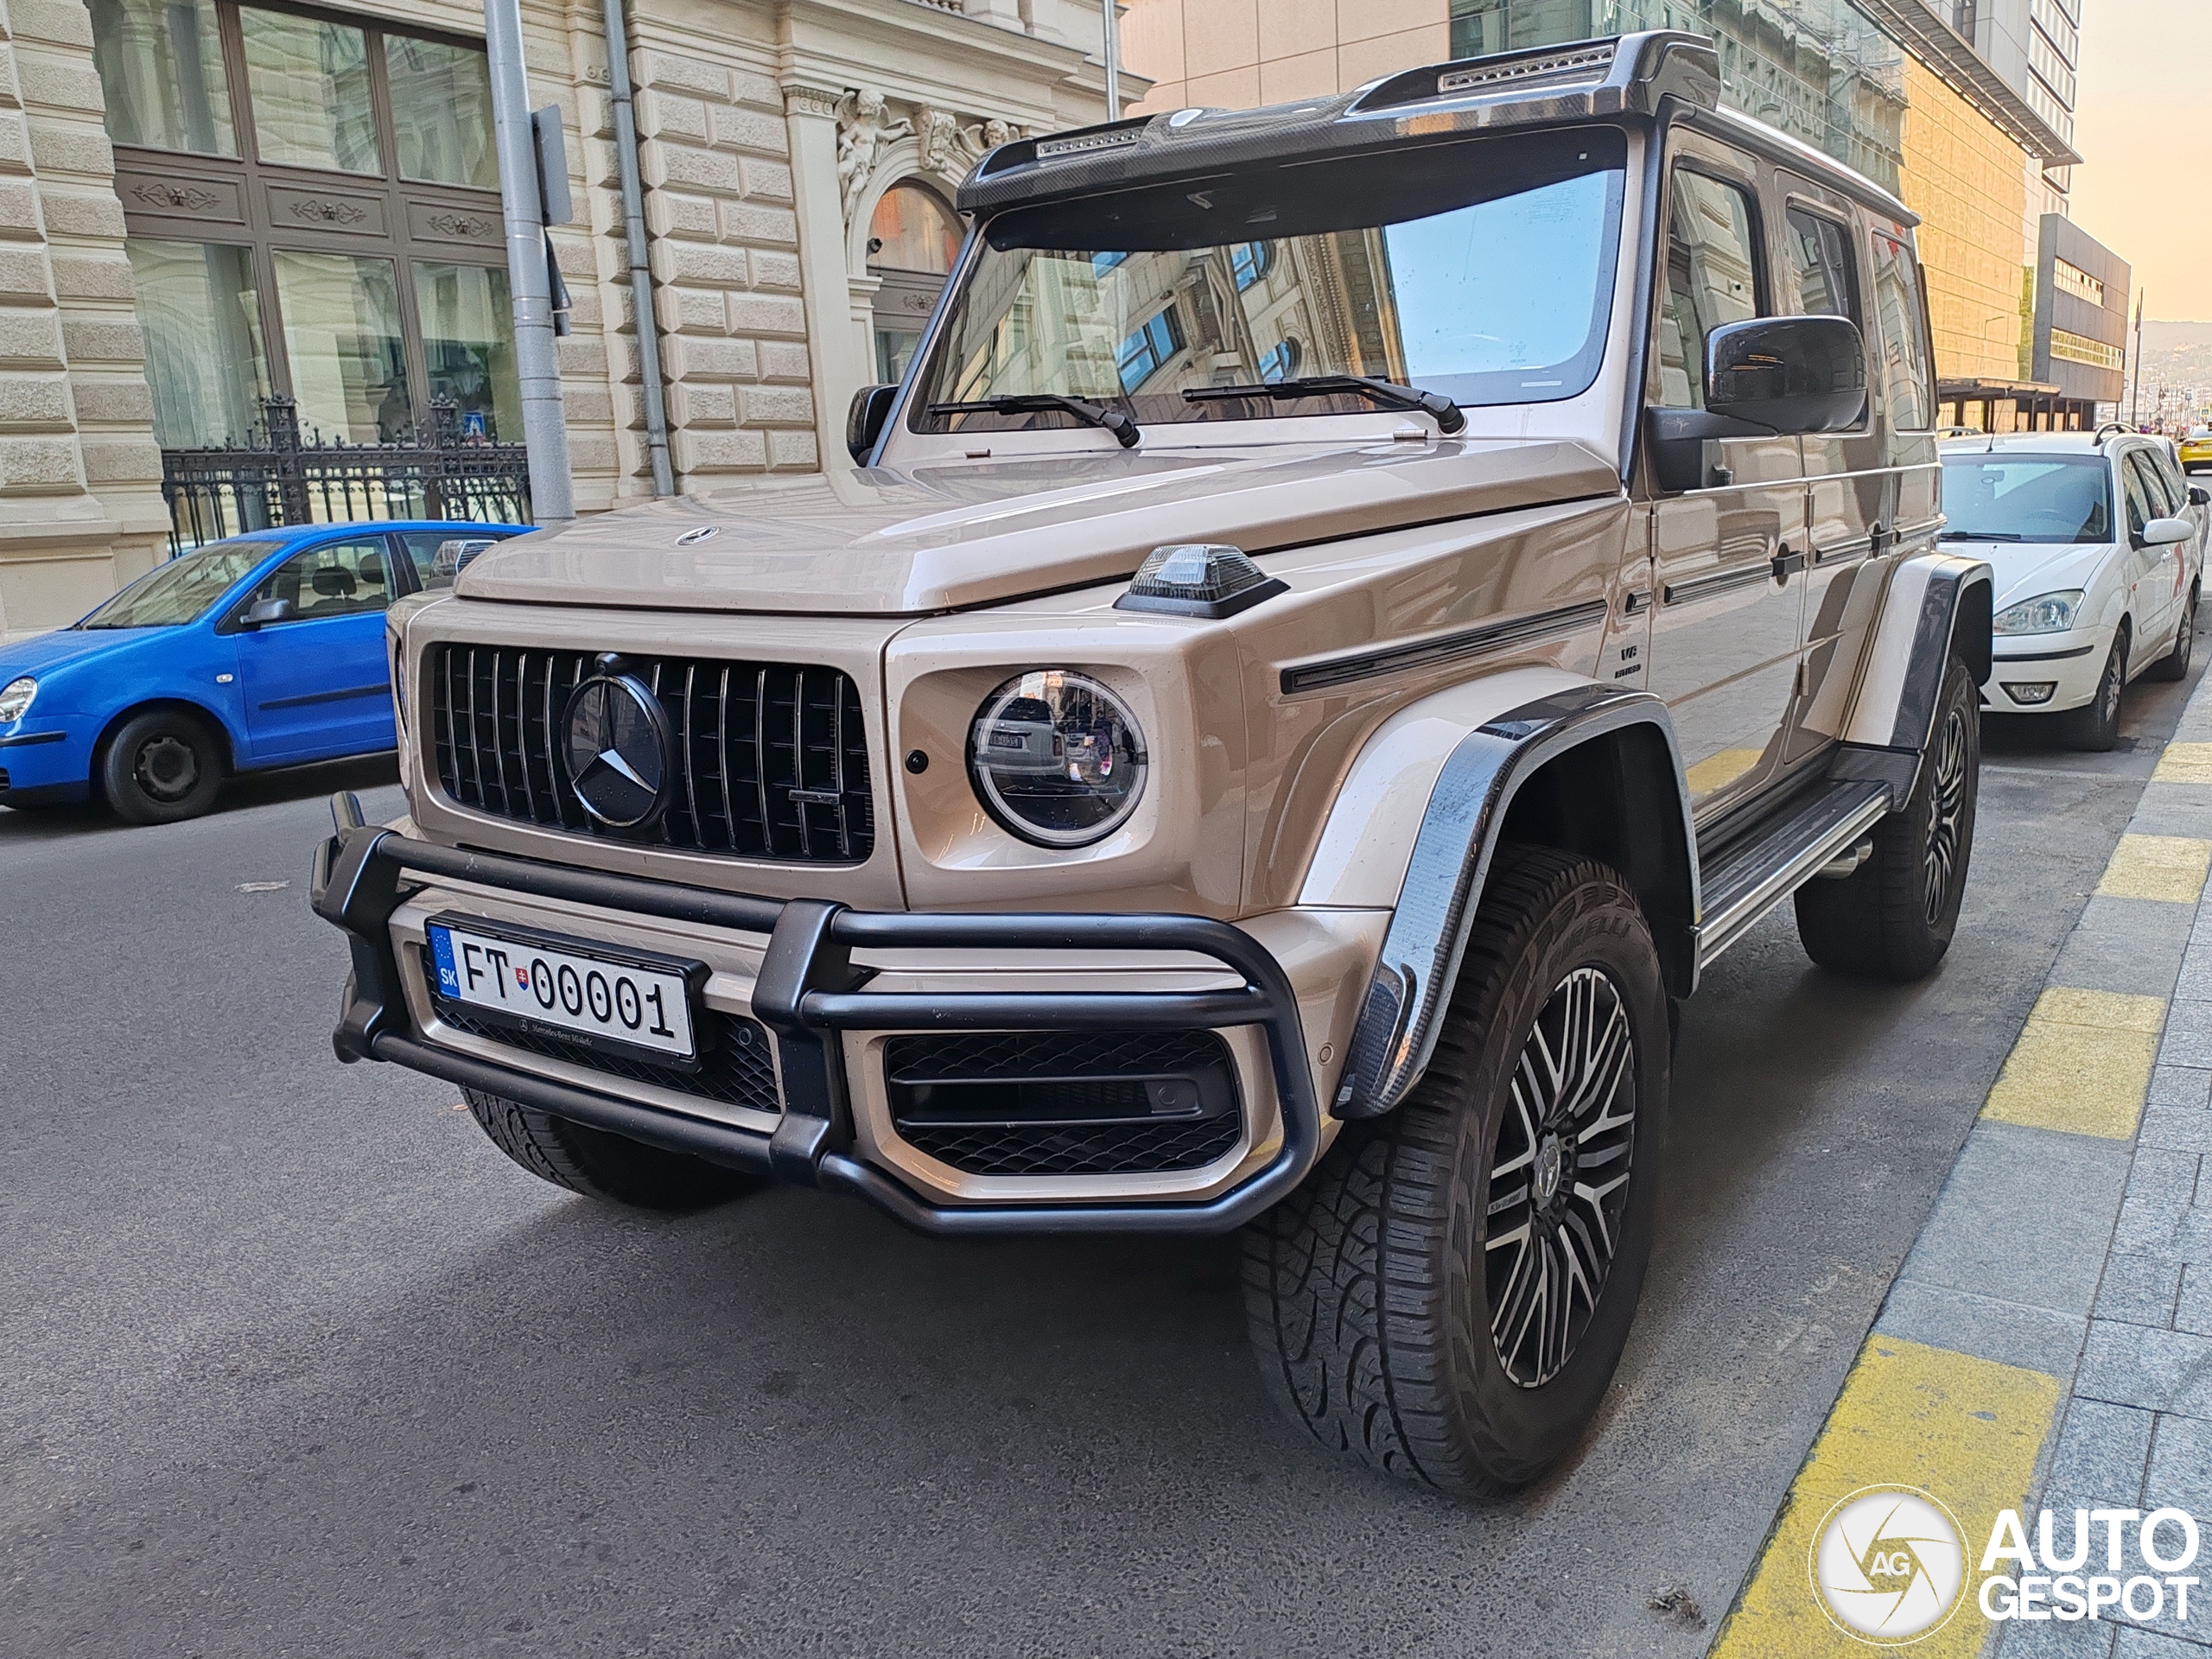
[0,520,525,823]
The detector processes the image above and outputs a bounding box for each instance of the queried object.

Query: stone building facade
[0,0,1122,639]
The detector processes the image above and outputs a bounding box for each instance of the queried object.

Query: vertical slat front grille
[429,645,874,863]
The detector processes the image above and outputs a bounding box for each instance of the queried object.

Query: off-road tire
[99,708,223,824]
[1243,845,1669,1497]
[2056,632,2126,750]
[1795,653,1979,982]
[2147,583,2198,683]
[464,1087,760,1211]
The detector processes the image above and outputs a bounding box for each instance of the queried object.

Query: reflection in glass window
[79,541,278,629]
[868,184,961,275]
[124,239,270,447]
[241,8,380,175]
[91,0,235,156]
[1787,207,1859,324]
[1257,338,1300,383]
[1870,231,1932,430]
[916,130,1625,434]
[1656,172,1761,410]
[1939,456,2111,543]
[413,262,519,442]
[385,35,496,189]
[1117,308,1184,391]
[272,250,412,442]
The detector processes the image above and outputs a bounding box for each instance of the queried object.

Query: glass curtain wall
[1446,0,1908,191]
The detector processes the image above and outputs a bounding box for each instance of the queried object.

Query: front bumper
[1983,628,2106,712]
[310,794,1324,1236]
[0,717,91,802]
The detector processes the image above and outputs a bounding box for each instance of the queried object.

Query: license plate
[425,915,701,1062]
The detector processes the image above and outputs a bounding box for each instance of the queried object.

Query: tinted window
[79,539,281,629]
[2147,446,2188,515]
[1940,456,2111,543]
[1656,172,1761,410]
[246,536,394,621]
[396,528,505,589]
[1869,232,1933,431]
[1785,207,1859,325]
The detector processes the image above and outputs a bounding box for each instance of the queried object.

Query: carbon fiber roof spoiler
[956,30,1721,219]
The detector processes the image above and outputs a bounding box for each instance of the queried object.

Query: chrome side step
[1694,779,1892,969]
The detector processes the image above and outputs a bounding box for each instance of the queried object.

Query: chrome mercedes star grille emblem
[562,672,672,829]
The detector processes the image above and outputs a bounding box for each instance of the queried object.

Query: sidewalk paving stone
[2075,1320,2212,1419]
[2096,836,2212,906]
[1897,1122,2130,1314]
[2177,1266,2212,1338]
[2158,1001,2212,1070]
[2059,899,2202,998]
[2094,1255,2186,1329]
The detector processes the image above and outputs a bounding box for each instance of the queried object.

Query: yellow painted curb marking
[1711,1336,2061,1658]
[1980,987,2164,1139]
[2094,834,2212,905]
[2151,741,2212,784]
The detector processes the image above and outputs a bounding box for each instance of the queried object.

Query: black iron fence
[161,395,532,552]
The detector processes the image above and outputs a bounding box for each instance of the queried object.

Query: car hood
[1942,538,2115,606]
[0,625,167,681]
[456,436,1622,614]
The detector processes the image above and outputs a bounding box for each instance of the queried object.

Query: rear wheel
[464,1088,761,1211]
[1244,846,1668,1496]
[2056,632,2127,750]
[1796,653,1979,982]
[2147,583,2198,682]
[99,709,223,823]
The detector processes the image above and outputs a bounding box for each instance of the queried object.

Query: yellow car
[2182,426,2212,473]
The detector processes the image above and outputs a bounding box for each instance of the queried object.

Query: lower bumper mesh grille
[885,1030,1242,1177]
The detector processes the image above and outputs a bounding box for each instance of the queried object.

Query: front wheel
[2056,632,2126,750]
[465,1088,762,1211]
[99,709,223,823]
[1795,652,1979,982]
[2147,584,2198,683]
[1244,845,1669,1497]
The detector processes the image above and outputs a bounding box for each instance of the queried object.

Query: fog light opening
[2004,681,2058,705]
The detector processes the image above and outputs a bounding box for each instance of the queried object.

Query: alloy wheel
[1485,966,1638,1389]
[133,734,200,803]
[1922,706,1969,925]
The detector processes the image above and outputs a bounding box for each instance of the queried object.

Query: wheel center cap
[1533,1134,1565,1206]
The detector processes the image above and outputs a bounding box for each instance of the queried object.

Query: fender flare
[1330,683,1693,1120]
[1840,552,1992,758]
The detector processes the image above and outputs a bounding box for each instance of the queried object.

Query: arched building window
[867,181,962,384]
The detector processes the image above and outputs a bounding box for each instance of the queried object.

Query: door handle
[1771,545,1806,582]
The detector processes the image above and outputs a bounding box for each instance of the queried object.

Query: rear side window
[1785,207,1859,326]
[1868,232,1933,431]
[1656,171,1763,409]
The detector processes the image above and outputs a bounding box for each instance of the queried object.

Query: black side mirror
[846,384,898,464]
[2190,486,2209,508]
[238,595,296,631]
[1706,315,1868,435]
[1646,315,1869,492]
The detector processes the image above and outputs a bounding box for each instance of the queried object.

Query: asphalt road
[2,649,2201,1659]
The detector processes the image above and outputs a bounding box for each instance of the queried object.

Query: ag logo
[1810,1486,1967,1644]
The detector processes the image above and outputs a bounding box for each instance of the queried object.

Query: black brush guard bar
[309,794,1319,1236]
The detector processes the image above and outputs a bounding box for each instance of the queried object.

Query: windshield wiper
[1938,529,2024,541]
[1184,374,1467,435]
[927,393,1140,448]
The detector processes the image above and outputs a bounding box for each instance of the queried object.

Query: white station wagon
[1940,430,2206,747]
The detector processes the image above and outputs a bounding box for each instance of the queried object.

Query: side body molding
[1329,683,1694,1120]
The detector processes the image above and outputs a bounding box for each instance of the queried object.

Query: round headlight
[968,671,1147,847]
[0,676,35,724]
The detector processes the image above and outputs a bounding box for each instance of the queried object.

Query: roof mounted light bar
[1433,41,1617,99]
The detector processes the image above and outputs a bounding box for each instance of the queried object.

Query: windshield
[913,129,1626,436]
[79,540,280,629]
[1939,457,2112,544]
